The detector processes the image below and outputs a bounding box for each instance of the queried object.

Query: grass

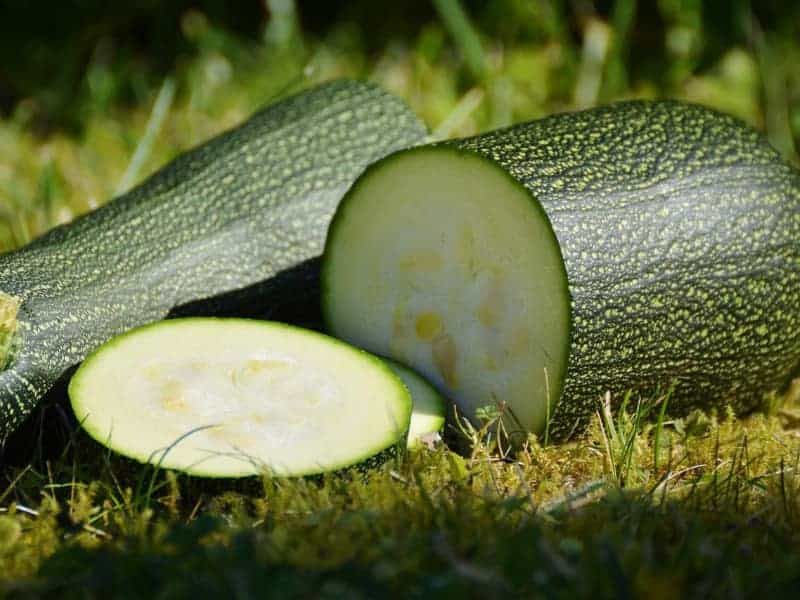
[1,1,800,596]
[3,395,800,597]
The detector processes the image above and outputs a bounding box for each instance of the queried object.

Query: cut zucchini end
[323,146,571,436]
[68,318,412,478]
[384,359,446,449]
[0,292,21,370]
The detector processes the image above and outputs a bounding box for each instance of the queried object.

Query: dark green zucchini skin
[450,101,800,439]
[0,80,426,442]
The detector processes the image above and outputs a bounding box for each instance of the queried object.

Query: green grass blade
[431,0,487,81]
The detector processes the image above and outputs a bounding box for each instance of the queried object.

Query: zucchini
[69,318,412,477]
[384,359,446,449]
[0,80,426,442]
[322,100,800,440]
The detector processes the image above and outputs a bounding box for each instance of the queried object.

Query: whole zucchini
[323,100,800,440]
[0,79,427,442]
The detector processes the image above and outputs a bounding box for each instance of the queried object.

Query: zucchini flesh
[69,318,411,478]
[323,101,800,439]
[325,150,568,435]
[0,80,426,442]
[384,359,446,448]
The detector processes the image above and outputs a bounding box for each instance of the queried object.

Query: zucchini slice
[384,359,446,448]
[323,101,800,440]
[69,318,412,478]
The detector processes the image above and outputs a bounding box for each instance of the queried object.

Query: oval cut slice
[69,318,411,478]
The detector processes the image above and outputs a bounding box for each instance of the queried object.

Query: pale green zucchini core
[69,318,412,478]
[323,149,570,436]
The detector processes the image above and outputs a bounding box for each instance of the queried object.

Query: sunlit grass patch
[2,387,800,595]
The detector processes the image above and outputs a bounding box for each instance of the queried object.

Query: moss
[1,395,800,595]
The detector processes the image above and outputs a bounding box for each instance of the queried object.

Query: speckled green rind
[0,80,427,442]
[448,100,800,439]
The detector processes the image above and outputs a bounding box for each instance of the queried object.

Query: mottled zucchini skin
[0,80,427,442]
[452,101,800,439]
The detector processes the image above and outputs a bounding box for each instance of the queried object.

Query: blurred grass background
[0,0,798,253]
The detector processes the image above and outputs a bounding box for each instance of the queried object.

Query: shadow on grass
[9,486,800,599]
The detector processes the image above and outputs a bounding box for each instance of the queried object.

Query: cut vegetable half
[384,359,446,448]
[69,318,412,478]
[0,79,426,443]
[323,148,570,437]
[324,100,800,441]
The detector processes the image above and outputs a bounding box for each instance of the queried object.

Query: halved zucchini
[0,79,427,443]
[69,318,411,478]
[322,100,800,441]
[384,359,446,448]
